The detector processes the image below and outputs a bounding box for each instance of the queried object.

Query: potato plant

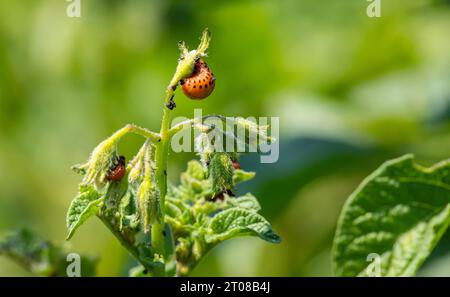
[65,29,281,277]
[332,155,450,276]
[1,30,447,278]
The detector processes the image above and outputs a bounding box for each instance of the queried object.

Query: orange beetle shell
[181,59,215,99]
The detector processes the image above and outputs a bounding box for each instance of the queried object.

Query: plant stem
[109,124,161,144]
[152,87,176,276]
[125,124,161,142]
[156,89,174,205]
[143,29,211,276]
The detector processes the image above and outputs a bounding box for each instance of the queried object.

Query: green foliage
[66,185,103,240]
[206,208,281,244]
[333,155,450,276]
[165,161,280,275]
[209,152,235,196]
[169,28,211,88]
[233,169,256,185]
[192,116,273,154]
[135,142,162,232]
[66,154,279,276]
[0,229,97,276]
[63,29,280,277]
[78,129,127,190]
[1,0,450,277]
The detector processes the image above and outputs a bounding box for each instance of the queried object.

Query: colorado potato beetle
[181,58,215,99]
[106,155,126,182]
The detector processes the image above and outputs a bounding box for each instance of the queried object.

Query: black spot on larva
[209,81,213,86]
[205,84,208,88]
[199,85,202,89]
[171,85,177,91]
[193,85,196,88]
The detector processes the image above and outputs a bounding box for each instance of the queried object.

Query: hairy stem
[143,29,211,276]
[125,124,161,142]
[152,85,176,276]
[108,124,161,144]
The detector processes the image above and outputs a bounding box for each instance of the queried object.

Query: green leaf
[118,189,139,231]
[193,116,273,154]
[209,153,234,195]
[195,133,215,168]
[138,178,161,232]
[78,126,133,190]
[66,185,104,240]
[136,142,161,232]
[165,159,280,275]
[205,208,281,244]
[169,29,211,88]
[232,117,273,150]
[332,154,450,277]
[185,160,207,181]
[0,228,54,276]
[104,177,129,212]
[233,169,256,185]
[180,160,210,195]
[233,193,261,212]
[0,228,97,276]
[127,141,147,185]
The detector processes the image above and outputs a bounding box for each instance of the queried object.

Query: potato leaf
[0,228,97,276]
[229,193,261,212]
[66,185,104,240]
[333,155,450,276]
[205,208,281,244]
[209,153,234,195]
[233,169,256,185]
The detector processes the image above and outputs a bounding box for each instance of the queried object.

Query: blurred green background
[0,0,449,276]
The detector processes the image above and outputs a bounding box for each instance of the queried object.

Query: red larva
[181,59,216,99]
[232,161,240,170]
[106,156,126,182]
